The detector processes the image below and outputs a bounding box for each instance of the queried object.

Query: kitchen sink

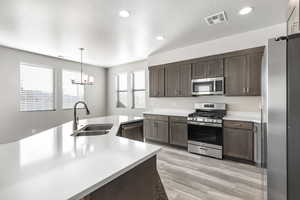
[72,123,113,137]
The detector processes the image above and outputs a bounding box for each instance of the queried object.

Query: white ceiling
[0,0,287,67]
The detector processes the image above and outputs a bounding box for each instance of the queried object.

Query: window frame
[116,72,128,108]
[131,70,146,109]
[19,62,56,112]
[62,69,86,110]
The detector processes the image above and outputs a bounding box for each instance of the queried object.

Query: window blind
[20,64,54,112]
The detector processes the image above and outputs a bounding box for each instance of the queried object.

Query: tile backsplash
[148,96,262,112]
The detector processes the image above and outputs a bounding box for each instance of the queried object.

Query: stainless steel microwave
[191,77,224,96]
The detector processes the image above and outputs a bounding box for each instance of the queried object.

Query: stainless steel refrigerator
[268,33,300,200]
[268,37,287,200]
[287,33,300,200]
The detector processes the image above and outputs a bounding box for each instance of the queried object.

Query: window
[116,73,128,108]
[62,70,85,109]
[132,71,145,109]
[20,63,54,112]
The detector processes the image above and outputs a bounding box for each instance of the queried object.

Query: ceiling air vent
[205,11,228,25]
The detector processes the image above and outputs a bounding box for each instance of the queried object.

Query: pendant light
[71,48,94,85]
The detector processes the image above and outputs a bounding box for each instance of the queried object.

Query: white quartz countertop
[223,112,261,123]
[143,109,261,123]
[0,115,161,200]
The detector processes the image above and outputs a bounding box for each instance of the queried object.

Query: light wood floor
[156,146,267,200]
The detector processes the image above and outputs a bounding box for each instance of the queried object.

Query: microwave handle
[213,80,216,92]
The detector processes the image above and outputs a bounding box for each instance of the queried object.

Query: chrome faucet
[73,101,90,131]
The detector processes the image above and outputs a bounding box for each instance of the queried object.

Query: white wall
[148,23,286,66]
[0,46,107,143]
[107,23,286,116]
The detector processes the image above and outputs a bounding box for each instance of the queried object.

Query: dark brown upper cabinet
[148,46,264,98]
[192,58,223,79]
[149,66,165,97]
[165,63,192,97]
[224,55,248,96]
[165,64,180,97]
[224,48,263,96]
[247,53,262,96]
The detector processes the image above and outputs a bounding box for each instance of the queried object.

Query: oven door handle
[187,121,222,128]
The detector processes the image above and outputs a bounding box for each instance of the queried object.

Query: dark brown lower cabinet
[169,116,188,147]
[155,121,169,143]
[223,120,254,162]
[84,156,159,200]
[144,114,188,148]
[119,121,144,142]
[144,115,169,143]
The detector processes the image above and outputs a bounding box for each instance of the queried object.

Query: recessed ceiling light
[156,36,165,41]
[119,10,130,18]
[239,7,253,15]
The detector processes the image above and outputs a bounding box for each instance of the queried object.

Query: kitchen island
[0,115,162,200]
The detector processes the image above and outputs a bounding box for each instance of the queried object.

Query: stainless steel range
[187,103,226,159]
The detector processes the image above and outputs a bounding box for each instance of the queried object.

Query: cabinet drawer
[224,120,253,130]
[169,116,187,123]
[121,122,143,130]
[143,114,168,121]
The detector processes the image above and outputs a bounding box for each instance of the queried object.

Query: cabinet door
[180,63,192,97]
[149,69,156,97]
[156,120,169,143]
[223,128,254,161]
[207,59,224,78]
[157,68,165,97]
[149,67,165,97]
[121,122,143,142]
[224,55,248,96]
[246,53,262,96]
[165,64,181,97]
[144,119,155,140]
[170,121,188,147]
[192,61,208,79]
